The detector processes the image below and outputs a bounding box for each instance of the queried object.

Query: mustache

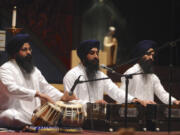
[91,58,99,63]
[24,54,32,61]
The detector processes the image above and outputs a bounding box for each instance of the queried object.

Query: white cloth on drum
[63,63,134,106]
[0,59,63,127]
[120,64,176,104]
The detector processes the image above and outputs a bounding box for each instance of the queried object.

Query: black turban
[6,33,31,57]
[77,40,100,61]
[132,40,158,58]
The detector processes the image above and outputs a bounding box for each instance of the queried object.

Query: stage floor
[0,131,180,135]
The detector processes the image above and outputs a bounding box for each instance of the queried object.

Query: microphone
[99,64,115,73]
[69,75,81,96]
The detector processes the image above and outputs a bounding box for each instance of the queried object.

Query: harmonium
[83,103,146,131]
[146,104,180,131]
[83,103,180,131]
[83,103,108,131]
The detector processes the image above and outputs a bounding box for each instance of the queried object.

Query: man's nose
[94,53,98,59]
[27,49,32,54]
[149,55,154,60]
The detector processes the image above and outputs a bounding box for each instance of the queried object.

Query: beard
[83,58,99,80]
[139,59,154,74]
[15,54,34,74]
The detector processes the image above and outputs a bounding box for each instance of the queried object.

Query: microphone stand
[124,74,132,128]
[69,69,149,129]
[114,38,180,131]
[101,68,148,128]
[116,72,149,128]
[69,37,180,130]
[167,42,174,133]
[78,77,110,83]
[69,75,82,96]
[114,38,180,70]
[69,76,110,130]
[154,40,179,132]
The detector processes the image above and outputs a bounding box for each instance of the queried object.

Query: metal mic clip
[69,75,82,96]
[100,64,115,73]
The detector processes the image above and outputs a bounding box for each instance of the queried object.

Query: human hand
[173,100,180,105]
[132,98,156,107]
[95,99,107,104]
[35,91,55,104]
[60,91,78,102]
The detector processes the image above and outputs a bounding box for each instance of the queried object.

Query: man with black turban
[120,40,180,106]
[0,33,76,130]
[63,40,145,107]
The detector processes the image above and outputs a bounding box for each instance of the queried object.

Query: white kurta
[120,64,176,104]
[0,59,63,127]
[63,63,134,105]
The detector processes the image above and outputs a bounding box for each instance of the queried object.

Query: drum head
[56,101,83,108]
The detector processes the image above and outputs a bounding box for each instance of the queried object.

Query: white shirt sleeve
[63,72,74,93]
[153,75,176,104]
[37,68,63,101]
[0,67,36,101]
[102,73,134,104]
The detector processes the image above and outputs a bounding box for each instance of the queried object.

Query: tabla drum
[31,102,61,126]
[56,101,85,127]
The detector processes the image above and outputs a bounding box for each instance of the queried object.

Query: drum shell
[31,102,61,126]
[56,101,85,127]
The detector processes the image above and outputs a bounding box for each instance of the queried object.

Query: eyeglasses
[20,47,32,52]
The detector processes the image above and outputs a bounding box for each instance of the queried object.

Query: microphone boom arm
[69,75,82,96]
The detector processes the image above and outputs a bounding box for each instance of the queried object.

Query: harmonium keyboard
[83,103,180,131]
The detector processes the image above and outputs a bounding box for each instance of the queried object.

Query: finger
[142,102,147,107]
[50,100,55,104]
[147,101,155,104]
[64,91,68,96]
[47,97,55,104]
[175,101,180,105]
[151,101,156,104]
[177,101,180,105]
[99,100,107,104]
[103,100,108,104]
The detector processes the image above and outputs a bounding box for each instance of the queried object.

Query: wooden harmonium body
[146,104,180,131]
[83,103,108,131]
[84,103,180,131]
[106,103,145,131]
[83,103,145,131]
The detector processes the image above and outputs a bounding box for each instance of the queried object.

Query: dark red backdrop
[19,0,75,69]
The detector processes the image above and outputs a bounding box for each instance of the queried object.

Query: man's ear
[82,58,85,64]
